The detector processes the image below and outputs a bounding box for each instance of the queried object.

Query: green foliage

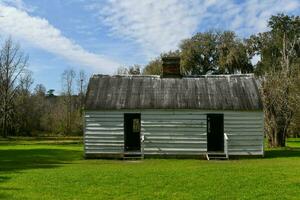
[218,31,253,74]
[180,31,253,75]
[247,14,300,75]
[180,31,219,74]
[250,14,300,147]
[0,138,300,199]
[246,33,281,74]
[46,89,55,97]
[143,58,162,75]
[144,31,254,75]
[289,71,300,137]
[269,14,300,44]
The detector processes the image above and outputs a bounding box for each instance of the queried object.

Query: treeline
[118,14,300,147]
[0,38,87,137]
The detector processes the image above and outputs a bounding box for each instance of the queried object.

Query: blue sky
[0,0,299,93]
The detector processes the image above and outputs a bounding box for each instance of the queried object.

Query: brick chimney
[162,56,181,78]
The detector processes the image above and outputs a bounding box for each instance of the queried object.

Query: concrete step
[207,152,226,155]
[123,157,143,160]
[206,153,228,160]
[123,151,143,160]
[124,151,142,155]
[208,156,228,160]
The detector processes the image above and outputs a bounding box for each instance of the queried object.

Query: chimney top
[161,56,181,78]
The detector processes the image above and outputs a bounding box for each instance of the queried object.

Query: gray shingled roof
[85,74,262,110]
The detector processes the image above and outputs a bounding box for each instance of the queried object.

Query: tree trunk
[266,115,287,147]
[2,100,8,138]
[275,128,286,147]
[2,116,7,138]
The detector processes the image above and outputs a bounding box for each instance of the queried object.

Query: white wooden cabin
[84,58,264,159]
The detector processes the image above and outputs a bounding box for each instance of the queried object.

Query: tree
[34,84,46,96]
[218,31,253,74]
[246,33,282,75]
[15,70,34,135]
[116,64,142,75]
[180,31,219,75]
[128,64,141,75]
[0,38,28,137]
[143,58,162,75]
[46,89,55,97]
[31,84,47,132]
[289,74,300,137]
[77,70,87,116]
[61,69,76,135]
[143,31,253,76]
[250,14,300,147]
[115,66,128,75]
[180,31,253,75]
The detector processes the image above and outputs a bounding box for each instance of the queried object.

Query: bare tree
[34,84,46,96]
[61,69,76,134]
[31,83,47,132]
[77,70,87,115]
[19,70,34,95]
[115,65,142,75]
[0,37,28,137]
[15,70,34,135]
[115,66,128,75]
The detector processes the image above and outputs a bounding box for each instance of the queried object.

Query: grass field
[0,138,300,200]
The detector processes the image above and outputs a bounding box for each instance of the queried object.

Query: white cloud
[88,0,300,58]
[0,3,120,73]
[229,0,300,35]
[0,0,34,12]
[91,0,215,58]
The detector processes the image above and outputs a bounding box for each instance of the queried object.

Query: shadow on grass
[265,147,300,158]
[0,148,82,172]
[0,148,82,197]
[289,140,300,143]
[0,194,11,199]
[0,176,10,182]
[0,184,22,200]
[0,148,81,198]
[0,178,22,192]
[0,138,83,146]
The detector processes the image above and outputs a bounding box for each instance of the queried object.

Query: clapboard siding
[141,110,207,155]
[224,112,264,155]
[84,110,264,157]
[84,112,124,155]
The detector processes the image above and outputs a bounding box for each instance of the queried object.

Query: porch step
[123,152,143,160]
[206,152,228,160]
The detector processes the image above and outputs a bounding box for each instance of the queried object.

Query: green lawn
[0,138,300,200]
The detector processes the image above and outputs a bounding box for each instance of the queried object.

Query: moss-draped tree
[247,14,300,147]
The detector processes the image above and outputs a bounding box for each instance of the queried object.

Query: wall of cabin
[84,110,264,158]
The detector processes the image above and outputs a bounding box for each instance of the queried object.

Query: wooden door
[124,113,141,152]
[207,114,224,152]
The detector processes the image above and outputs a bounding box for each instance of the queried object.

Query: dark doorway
[207,114,224,152]
[124,113,141,152]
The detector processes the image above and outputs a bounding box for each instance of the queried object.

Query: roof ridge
[92,74,255,78]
